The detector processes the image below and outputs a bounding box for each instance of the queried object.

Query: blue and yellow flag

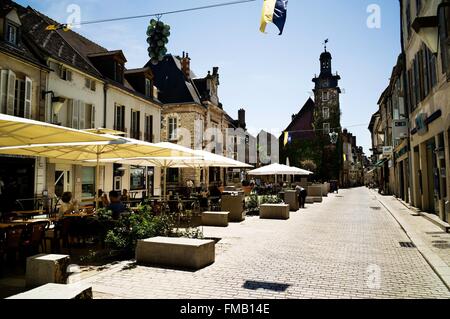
[283,131,290,146]
[260,0,288,35]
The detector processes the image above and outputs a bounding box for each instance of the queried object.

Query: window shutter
[79,101,86,129]
[0,69,8,114]
[91,105,96,129]
[6,70,16,116]
[67,70,73,82]
[72,100,79,129]
[113,104,117,130]
[67,99,73,127]
[24,76,32,119]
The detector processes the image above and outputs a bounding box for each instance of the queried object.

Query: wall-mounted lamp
[42,91,67,119]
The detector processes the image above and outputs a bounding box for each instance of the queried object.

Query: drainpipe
[399,0,413,205]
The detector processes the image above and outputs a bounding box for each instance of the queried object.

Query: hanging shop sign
[411,110,442,136]
[393,119,409,140]
[382,146,393,157]
[415,113,428,135]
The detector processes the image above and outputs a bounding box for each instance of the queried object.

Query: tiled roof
[0,3,47,68]
[146,54,202,105]
[17,5,104,77]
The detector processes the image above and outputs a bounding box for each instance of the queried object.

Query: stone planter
[26,254,71,288]
[136,237,215,270]
[221,194,245,222]
[7,283,92,299]
[284,190,299,211]
[260,204,290,220]
[202,211,229,227]
[321,184,328,197]
[308,186,323,197]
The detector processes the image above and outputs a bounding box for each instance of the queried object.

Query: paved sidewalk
[79,187,450,299]
[375,191,450,289]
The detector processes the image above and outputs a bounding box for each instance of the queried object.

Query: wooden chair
[4,225,25,266]
[22,221,49,256]
[0,229,6,274]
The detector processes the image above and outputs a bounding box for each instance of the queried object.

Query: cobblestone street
[83,187,450,299]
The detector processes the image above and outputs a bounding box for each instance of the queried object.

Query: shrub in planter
[245,193,260,216]
[260,195,283,205]
[104,205,174,256]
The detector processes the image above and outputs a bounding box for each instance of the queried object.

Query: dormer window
[114,62,124,83]
[6,22,18,45]
[145,78,152,98]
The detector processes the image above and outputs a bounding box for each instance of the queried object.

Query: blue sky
[17,0,401,153]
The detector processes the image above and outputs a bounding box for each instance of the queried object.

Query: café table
[12,210,47,220]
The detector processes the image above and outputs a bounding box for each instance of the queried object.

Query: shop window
[130,166,145,190]
[81,167,95,198]
[167,168,179,183]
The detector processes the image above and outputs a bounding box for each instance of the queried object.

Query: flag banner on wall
[260,0,288,35]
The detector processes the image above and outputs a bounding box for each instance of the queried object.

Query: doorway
[54,165,72,197]
[425,139,439,214]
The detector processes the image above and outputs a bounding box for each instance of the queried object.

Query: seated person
[108,190,127,220]
[101,193,110,208]
[199,184,209,211]
[120,189,130,202]
[58,192,79,219]
[210,183,222,198]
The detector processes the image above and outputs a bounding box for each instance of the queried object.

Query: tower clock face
[322,79,329,88]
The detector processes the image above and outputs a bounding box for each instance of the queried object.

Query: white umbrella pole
[163,166,167,202]
[95,146,100,210]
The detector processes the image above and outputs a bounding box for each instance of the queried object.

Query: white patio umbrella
[0,129,197,207]
[0,113,115,147]
[247,163,313,176]
[94,142,253,200]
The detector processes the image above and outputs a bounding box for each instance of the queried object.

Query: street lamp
[329,131,339,144]
[42,91,66,124]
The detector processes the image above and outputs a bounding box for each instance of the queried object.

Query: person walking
[295,184,307,209]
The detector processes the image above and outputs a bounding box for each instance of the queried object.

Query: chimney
[212,67,219,76]
[292,114,296,121]
[238,109,246,129]
[181,51,191,79]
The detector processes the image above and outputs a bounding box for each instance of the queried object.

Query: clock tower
[311,43,342,181]
[312,44,342,137]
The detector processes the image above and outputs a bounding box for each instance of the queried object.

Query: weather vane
[323,39,329,51]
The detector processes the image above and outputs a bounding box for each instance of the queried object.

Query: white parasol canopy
[247,163,313,176]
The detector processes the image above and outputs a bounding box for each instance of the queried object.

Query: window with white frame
[66,100,88,129]
[60,66,72,81]
[168,117,178,140]
[85,78,96,91]
[145,114,153,142]
[194,118,204,149]
[145,78,152,98]
[84,104,96,129]
[0,69,32,119]
[322,91,329,101]
[130,110,141,139]
[114,104,126,132]
[6,22,18,45]
[323,123,330,135]
[323,107,330,120]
